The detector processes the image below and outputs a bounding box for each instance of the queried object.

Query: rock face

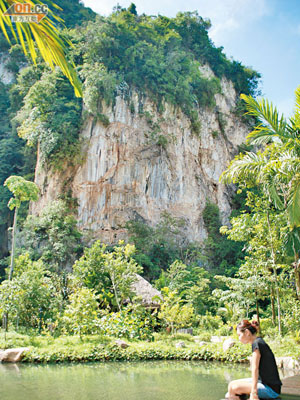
[0,55,14,85]
[223,338,236,351]
[32,76,249,244]
[0,347,29,362]
[175,341,186,348]
[115,339,129,349]
[276,357,300,371]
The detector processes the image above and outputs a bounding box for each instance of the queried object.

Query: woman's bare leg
[226,379,253,399]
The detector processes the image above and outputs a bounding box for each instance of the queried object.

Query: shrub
[73,241,142,310]
[0,255,60,328]
[196,313,223,331]
[60,287,100,337]
[22,340,252,363]
[96,304,158,340]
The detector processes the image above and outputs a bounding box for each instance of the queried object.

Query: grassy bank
[1,331,299,364]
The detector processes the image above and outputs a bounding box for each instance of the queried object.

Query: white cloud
[197,0,270,45]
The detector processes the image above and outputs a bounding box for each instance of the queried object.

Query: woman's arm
[250,348,261,400]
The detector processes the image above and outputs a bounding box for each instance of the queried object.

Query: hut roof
[131,274,162,307]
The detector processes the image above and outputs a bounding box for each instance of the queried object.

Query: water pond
[0,360,247,400]
[0,360,297,400]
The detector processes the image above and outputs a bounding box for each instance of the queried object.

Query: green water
[0,361,250,400]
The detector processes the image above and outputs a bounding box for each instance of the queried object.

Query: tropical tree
[220,193,289,334]
[73,241,142,311]
[155,259,212,314]
[213,261,269,328]
[61,287,99,337]
[0,0,82,96]
[22,199,82,271]
[103,242,142,311]
[0,255,59,329]
[158,288,194,334]
[220,87,300,300]
[4,175,39,281]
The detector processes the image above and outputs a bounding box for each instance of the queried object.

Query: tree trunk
[266,211,282,335]
[271,287,276,325]
[111,272,121,312]
[272,267,282,335]
[255,291,260,333]
[294,259,300,301]
[3,207,18,332]
[9,207,18,281]
[276,286,281,335]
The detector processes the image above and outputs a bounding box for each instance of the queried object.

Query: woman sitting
[226,319,282,400]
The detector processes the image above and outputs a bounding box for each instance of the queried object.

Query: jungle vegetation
[2,3,298,348]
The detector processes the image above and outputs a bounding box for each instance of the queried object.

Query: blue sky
[82,0,300,117]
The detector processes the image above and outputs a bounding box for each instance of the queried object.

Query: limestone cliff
[32,73,249,244]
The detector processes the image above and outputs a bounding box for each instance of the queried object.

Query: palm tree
[0,0,82,97]
[221,88,300,228]
[220,87,300,300]
[3,175,39,332]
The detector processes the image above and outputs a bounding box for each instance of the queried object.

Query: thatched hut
[131,274,162,308]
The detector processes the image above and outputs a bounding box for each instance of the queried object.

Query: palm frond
[279,152,300,176]
[283,227,300,257]
[220,151,266,185]
[240,94,288,144]
[287,175,300,228]
[289,86,300,133]
[268,183,284,210]
[0,0,82,97]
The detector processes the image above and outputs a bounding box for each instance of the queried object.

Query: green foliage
[96,113,110,126]
[127,3,137,16]
[222,89,300,231]
[0,255,60,328]
[73,241,142,310]
[0,135,24,223]
[280,291,300,333]
[14,68,83,168]
[0,69,38,263]
[5,44,27,74]
[0,32,10,52]
[61,287,99,337]
[96,304,157,340]
[218,194,291,331]
[80,62,118,114]
[21,200,82,271]
[216,110,227,135]
[126,212,199,280]
[4,175,39,210]
[21,339,252,363]
[213,273,268,322]
[76,9,258,128]
[1,328,299,364]
[196,313,224,331]
[43,0,96,29]
[73,241,109,294]
[158,288,195,334]
[202,201,244,276]
[156,260,212,314]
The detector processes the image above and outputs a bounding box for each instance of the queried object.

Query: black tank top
[252,337,282,394]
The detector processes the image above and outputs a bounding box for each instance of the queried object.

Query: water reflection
[1,360,297,400]
[0,360,250,400]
